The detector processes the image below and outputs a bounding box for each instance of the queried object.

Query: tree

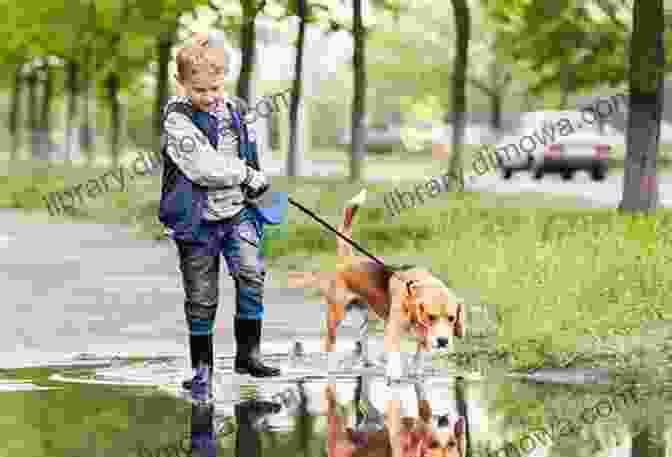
[237,0,268,104]
[619,0,664,212]
[287,0,308,179]
[446,0,471,191]
[468,32,513,137]
[482,0,631,101]
[350,0,366,182]
[9,59,25,161]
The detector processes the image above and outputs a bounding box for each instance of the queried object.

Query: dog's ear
[454,302,465,338]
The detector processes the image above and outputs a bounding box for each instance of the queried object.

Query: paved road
[0,210,333,369]
[264,158,672,208]
[3,160,668,369]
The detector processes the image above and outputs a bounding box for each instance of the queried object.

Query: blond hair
[175,32,230,82]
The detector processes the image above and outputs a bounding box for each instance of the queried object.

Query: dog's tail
[286,271,333,296]
[338,189,367,258]
[286,271,320,288]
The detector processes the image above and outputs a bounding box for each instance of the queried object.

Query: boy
[159,32,281,400]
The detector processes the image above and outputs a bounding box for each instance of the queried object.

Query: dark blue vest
[158,101,285,243]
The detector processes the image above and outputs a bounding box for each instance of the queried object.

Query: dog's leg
[414,381,432,423]
[383,274,410,384]
[409,341,431,378]
[321,300,342,353]
[383,307,404,384]
[323,298,346,373]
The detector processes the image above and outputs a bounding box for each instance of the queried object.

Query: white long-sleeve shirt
[161,95,251,220]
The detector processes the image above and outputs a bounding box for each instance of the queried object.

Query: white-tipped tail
[348,189,367,206]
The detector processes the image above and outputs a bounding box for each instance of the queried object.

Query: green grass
[1,158,670,374]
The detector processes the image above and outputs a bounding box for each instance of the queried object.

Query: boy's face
[177,70,227,112]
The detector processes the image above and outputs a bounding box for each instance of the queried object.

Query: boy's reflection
[191,403,217,457]
[234,398,281,457]
[189,397,280,457]
[325,376,466,457]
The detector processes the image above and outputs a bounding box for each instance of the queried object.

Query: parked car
[338,122,437,153]
[497,111,612,181]
[530,131,611,181]
[337,124,403,153]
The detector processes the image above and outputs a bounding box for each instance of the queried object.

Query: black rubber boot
[183,334,213,391]
[234,318,281,377]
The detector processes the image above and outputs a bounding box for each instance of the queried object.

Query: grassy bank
[1,159,670,374]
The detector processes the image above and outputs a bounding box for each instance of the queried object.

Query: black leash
[225,101,414,284]
[288,197,385,267]
[287,197,416,282]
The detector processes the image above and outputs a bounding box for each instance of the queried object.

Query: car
[530,131,611,181]
[337,124,403,153]
[496,111,612,181]
[338,122,437,153]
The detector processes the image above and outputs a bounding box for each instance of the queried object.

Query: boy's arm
[162,110,263,189]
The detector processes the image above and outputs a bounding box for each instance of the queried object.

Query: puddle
[0,352,669,457]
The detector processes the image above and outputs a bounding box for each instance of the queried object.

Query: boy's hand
[243,166,267,192]
[245,183,270,202]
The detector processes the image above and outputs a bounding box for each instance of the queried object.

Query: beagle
[288,190,465,383]
[324,380,466,457]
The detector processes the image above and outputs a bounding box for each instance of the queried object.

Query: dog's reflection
[325,376,466,457]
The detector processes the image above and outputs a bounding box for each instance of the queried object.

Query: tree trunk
[80,45,94,164]
[491,93,502,133]
[350,0,366,182]
[287,0,307,178]
[154,29,176,163]
[80,0,96,164]
[26,66,40,161]
[65,60,79,164]
[489,60,503,137]
[237,0,257,105]
[447,0,470,190]
[619,0,664,212]
[560,63,571,109]
[106,72,121,167]
[9,63,23,161]
[631,426,665,457]
[39,58,53,161]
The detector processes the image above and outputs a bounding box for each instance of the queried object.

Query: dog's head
[402,277,465,350]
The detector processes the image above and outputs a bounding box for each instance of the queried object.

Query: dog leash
[287,197,419,291]
[216,97,417,291]
[287,197,386,267]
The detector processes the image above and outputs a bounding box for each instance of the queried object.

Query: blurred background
[3,0,672,181]
[1,1,671,456]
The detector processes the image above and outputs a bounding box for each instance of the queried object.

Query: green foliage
[482,0,636,96]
